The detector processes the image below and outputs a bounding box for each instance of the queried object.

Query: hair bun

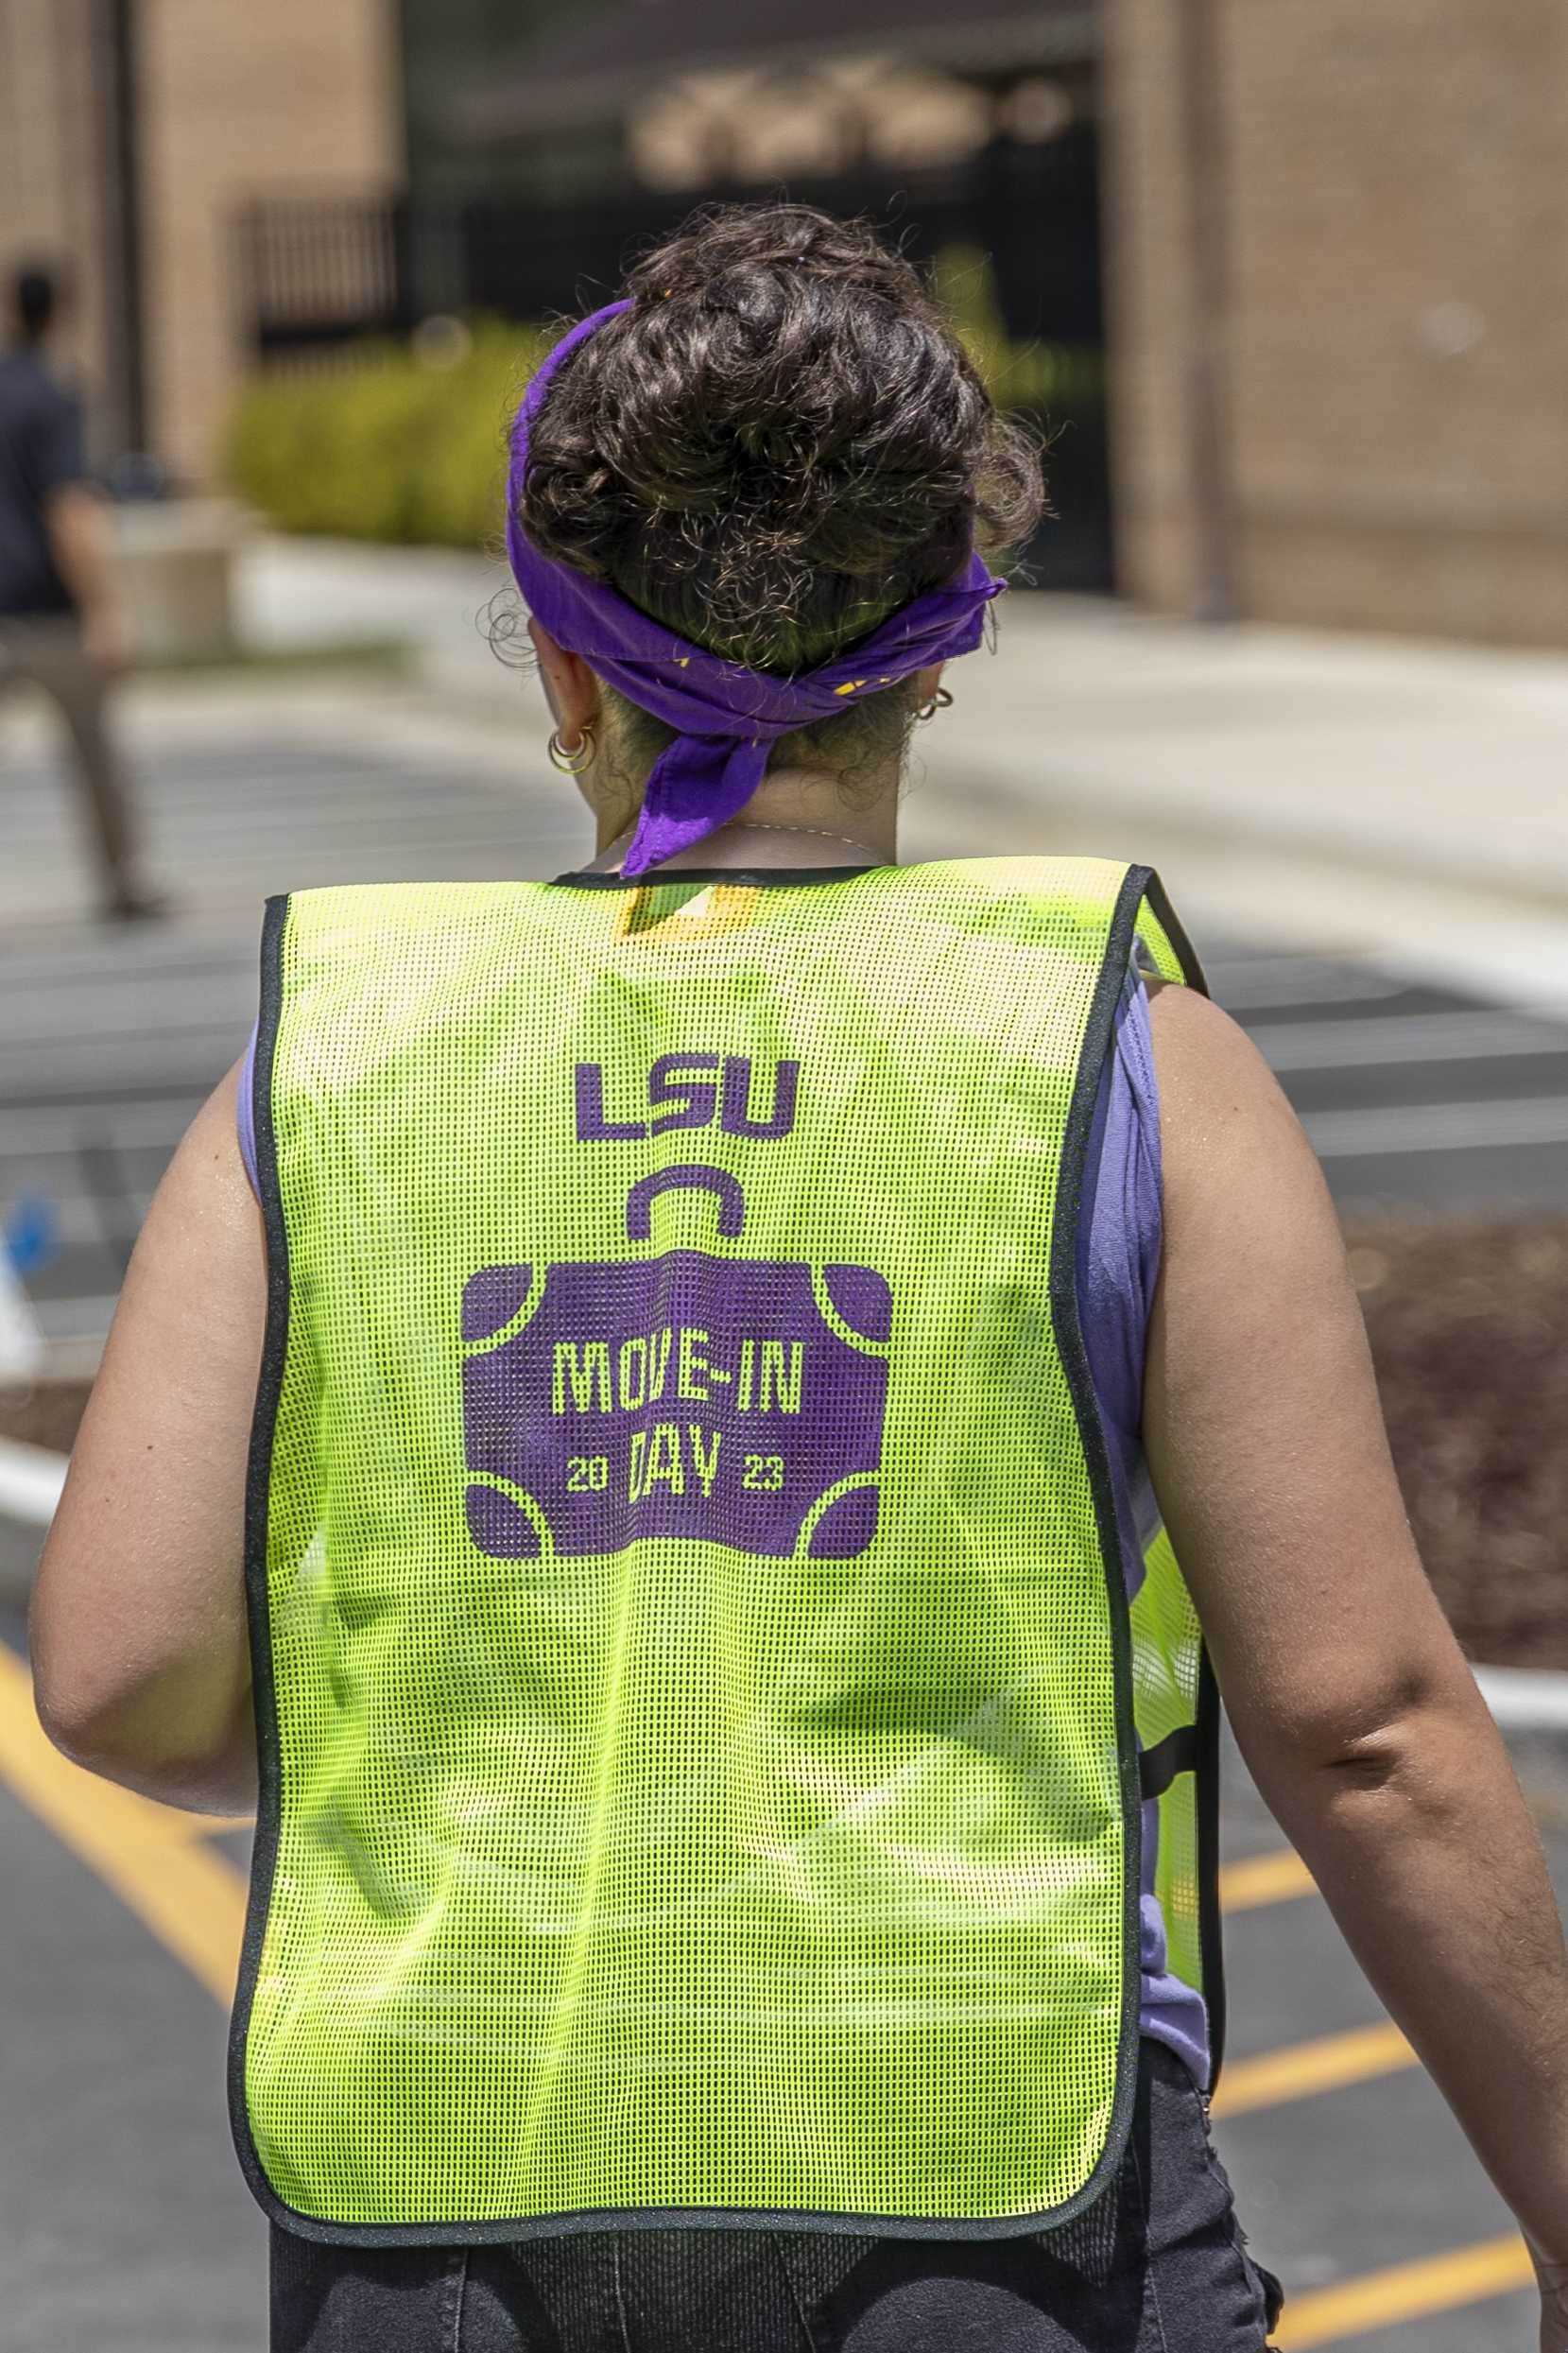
[521,199,1043,676]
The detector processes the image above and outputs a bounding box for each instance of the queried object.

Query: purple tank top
[234,936,1210,2088]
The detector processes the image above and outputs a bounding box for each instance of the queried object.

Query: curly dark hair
[516,201,1046,787]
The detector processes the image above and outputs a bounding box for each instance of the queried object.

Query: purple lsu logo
[576,1056,799,1143]
[462,1166,890,1563]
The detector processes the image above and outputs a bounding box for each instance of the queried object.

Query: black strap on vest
[1138,1723,1200,1802]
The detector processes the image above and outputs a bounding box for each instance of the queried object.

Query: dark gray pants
[0,614,139,903]
[269,2043,1284,2352]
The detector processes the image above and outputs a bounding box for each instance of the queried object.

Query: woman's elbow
[32,1655,161,1780]
[34,1678,256,1811]
[1236,1648,1497,1815]
[32,1675,110,1770]
[27,1605,118,1766]
[29,1610,255,1808]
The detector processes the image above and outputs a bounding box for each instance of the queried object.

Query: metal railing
[233,196,413,363]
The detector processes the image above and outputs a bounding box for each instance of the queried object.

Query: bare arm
[29,1058,264,1813]
[1143,981,1568,2309]
[45,484,130,670]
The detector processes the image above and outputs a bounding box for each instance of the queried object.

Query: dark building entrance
[246,0,1115,590]
[457,124,1111,591]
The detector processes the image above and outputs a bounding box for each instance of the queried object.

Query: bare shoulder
[1145,973,1286,1099]
[1137,970,1479,1772]
[1145,974,1319,1206]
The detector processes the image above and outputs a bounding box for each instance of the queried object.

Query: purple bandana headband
[506,299,1007,876]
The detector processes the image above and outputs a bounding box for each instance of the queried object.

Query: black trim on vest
[1137,1723,1199,1801]
[1195,1650,1228,2088]
[231,862,1214,2248]
[1133,868,1229,2093]
[1142,874,1222,2089]
[1030,858,1158,2245]
[228,891,296,2230]
[1140,868,1207,997]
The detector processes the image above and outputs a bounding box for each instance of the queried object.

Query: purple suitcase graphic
[462,1166,890,1561]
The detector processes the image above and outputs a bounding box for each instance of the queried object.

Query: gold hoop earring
[547,722,597,774]
[915,687,954,724]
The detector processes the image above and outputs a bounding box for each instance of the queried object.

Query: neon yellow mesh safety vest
[232,856,1224,2244]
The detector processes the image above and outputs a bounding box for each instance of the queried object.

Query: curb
[4,1440,1568,1733]
[0,1439,66,1527]
[1472,1668,1568,1732]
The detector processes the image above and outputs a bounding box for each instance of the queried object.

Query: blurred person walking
[28,205,1568,2353]
[0,263,162,921]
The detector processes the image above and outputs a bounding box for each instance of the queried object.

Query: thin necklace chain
[723,820,883,858]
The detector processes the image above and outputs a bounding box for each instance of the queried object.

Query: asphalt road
[2,711,1565,2350]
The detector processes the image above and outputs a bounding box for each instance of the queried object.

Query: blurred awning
[450,0,1096,141]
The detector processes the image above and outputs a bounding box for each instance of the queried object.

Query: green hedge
[228,261,1104,549]
[227,320,550,549]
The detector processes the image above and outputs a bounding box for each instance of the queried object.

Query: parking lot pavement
[9,688,1568,1369]
[0,1603,263,2353]
[4,691,1566,2346]
[1212,1722,1565,2349]
[0,1604,1555,2353]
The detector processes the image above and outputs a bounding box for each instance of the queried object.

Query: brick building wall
[9,1,1568,649]
[1105,0,1568,647]
[139,0,402,482]
[0,0,400,483]
[1101,0,1198,616]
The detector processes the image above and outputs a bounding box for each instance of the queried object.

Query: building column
[1100,0,1236,621]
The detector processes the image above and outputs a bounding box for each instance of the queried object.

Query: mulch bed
[1343,1217,1568,1670]
[5,1217,1567,1668]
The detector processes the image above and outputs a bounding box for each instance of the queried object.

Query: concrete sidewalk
[240,533,1568,1012]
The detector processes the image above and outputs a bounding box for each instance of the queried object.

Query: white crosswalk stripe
[8,725,1568,1352]
[1195,956,1416,1012]
[1246,1009,1568,1072]
[1302,1093,1568,1159]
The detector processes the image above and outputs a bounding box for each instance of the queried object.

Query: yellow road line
[1213,2020,1417,2118]
[1280,2233,1535,2345]
[0,1652,1471,2140]
[1220,1847,1318,1912]
[0,1652,1538,2353]
[0,1640,248,2003]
